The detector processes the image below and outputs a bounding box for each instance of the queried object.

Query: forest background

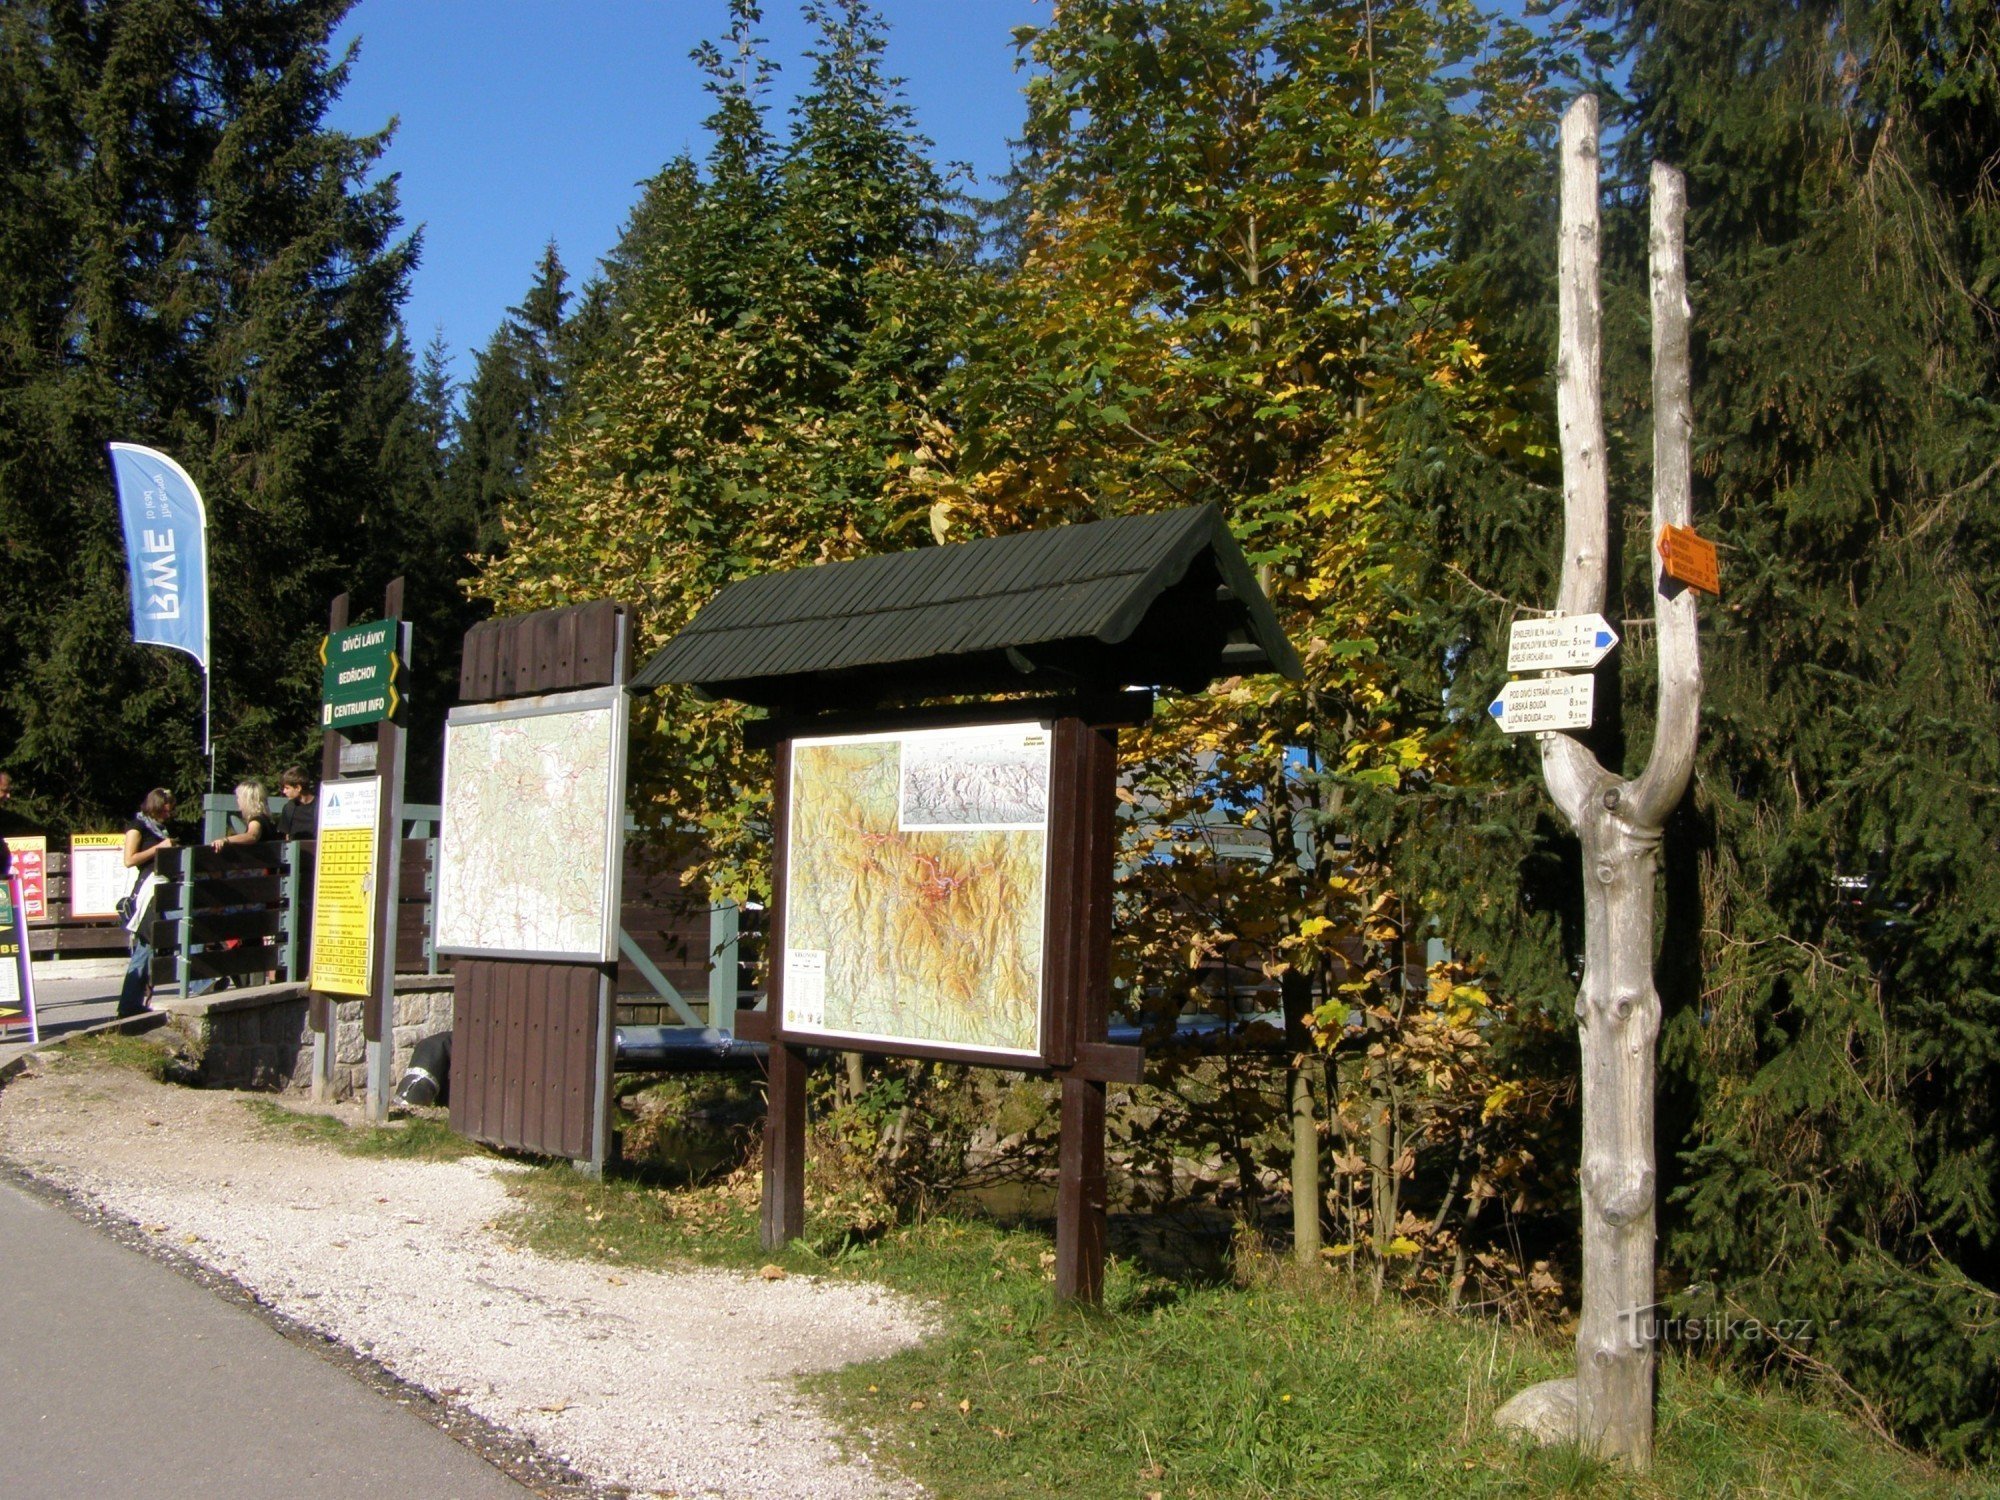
[0,0,1995,1465]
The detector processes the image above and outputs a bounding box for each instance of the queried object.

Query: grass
[499,1167,1991,1500]
[48,1027,178,1080]
[41,1028,1982,1497]
[241,1098,482,1161]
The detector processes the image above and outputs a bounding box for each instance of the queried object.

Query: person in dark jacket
[276,766,317,842]
[118,787,177,1017]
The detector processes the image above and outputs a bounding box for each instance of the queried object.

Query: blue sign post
[108,443,212,753]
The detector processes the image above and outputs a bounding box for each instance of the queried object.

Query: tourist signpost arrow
[320,618,402,729]
[1489,674,1595,734]
[1657,524,1720,595]
[1507,614,1620,672]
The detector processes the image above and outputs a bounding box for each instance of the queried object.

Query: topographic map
[434,698,622,960]
[784,722,1051,1057]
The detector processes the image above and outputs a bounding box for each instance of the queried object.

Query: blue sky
[326,1,1045,389]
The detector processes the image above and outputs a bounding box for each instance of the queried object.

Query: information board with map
[434,688,627,962]
[782,721,1053,1061]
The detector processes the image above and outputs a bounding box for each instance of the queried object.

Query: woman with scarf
[117,787,177,1017]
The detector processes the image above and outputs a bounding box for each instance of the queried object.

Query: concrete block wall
[163,979,454,1100]
[325,983,456,1102]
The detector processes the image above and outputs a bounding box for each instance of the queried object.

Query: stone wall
[160,978,454,1099]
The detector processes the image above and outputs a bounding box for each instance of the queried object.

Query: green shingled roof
[632,504,1302,711]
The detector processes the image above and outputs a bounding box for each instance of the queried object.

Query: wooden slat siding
[149,842,289,984]
[562,964,598,1158]
[395,837,436,972]
[449,959,490,1142]
[154,909,283,944]
[535,964,560,1152]
[616,860,711,1000]
[28,925,128,955]
[185,875,283,906]
[445,956,598,1158]
[535,607,563,692]
[499,959,524,1149]
[520,965,543,1143]
[575,600,624,687]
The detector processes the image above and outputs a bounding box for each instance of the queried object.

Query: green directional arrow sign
[320,618,404,728]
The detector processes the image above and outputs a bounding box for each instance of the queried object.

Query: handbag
[122,870,162,941]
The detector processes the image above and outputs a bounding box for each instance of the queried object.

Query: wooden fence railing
[22,810,752,1023]
[151,840,302,991]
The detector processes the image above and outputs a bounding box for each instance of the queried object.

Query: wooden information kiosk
[635,504,1300,1301]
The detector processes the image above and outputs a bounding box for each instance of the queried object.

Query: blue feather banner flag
[108,442,212,752]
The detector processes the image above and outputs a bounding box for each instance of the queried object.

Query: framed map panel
[781,720,1054,1062]
[434,686,628,962]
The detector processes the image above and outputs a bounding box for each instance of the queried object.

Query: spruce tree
[0,0,423,824]
[445,242,573,562]
[1598,0,2000,1459]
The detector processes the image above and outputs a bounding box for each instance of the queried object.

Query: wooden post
[1053,719,1117,1303]
[310,592,349,1101]
[1054,1076,1107,1301]
[1502,97,1701,1470]
[761,739,807,1249]
[365,576,407,1122]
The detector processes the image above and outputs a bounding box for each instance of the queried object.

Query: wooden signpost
[1493,97,1704,1471]
[309,579,410,1118]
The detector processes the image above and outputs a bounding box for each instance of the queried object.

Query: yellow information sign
[310,777,379,996]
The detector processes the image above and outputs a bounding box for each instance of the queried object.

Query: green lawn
[501,1166,1989,1500]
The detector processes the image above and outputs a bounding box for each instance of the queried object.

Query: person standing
[276,766,317,842]
[117,788,176,1017]
[209,782,273,851]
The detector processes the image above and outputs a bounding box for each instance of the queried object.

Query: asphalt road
[0,1180,533,1499]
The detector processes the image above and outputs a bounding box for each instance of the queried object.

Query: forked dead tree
[1496,96,1702,1470]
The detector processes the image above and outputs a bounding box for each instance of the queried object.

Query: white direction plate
[1489,674,1595,733]
[1506,613,1619,672]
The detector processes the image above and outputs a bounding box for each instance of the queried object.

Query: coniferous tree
[1596,0,2000,1460]
[445,242,574,561]
[1407,0,2000,1460]
[0,0,423,825]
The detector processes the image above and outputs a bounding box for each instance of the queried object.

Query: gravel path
[0,1056,928,1500]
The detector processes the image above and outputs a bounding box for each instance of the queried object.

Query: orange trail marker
[1657,524,1720,595]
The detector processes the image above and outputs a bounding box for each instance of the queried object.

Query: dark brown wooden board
[761,739,805,1248]
[451,957,601,1161]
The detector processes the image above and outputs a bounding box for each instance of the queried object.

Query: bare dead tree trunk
[1497,97,1701,1471]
